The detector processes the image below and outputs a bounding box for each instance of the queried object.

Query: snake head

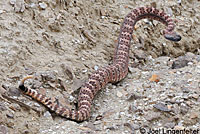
[164,32,181,42]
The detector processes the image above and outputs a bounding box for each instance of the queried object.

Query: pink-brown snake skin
[19,6,181,122]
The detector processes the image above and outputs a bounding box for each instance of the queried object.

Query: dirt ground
[0,0,200,134]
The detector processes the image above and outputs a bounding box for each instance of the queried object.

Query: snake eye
[164,33,181,42]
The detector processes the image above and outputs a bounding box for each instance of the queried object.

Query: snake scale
[19,6,181,122]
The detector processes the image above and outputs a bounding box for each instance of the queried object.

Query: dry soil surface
[0,0,200,134]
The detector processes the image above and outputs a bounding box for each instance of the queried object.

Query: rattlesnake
[19,6,181,122]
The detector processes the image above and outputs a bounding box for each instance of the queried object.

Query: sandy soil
[0,0,200,134]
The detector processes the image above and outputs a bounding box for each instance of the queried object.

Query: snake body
[19,7,181,122]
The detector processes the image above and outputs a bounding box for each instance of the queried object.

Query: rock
[10,0,16,5]
[7,121,14,128]
[166,7,173,16]
[39,2,47,10]
[0,102,7,111]
[116,91,123,98]
[197,55,200,62]
[71,78,87,93]
[33,102,41,108]
[0,10,5,14]
[180,104,189,115]
[49,21,62,32]
[43,111,53,122]
[105,126,117,131]
[82,69,87,73]
[22,130,30,134]
[128,67,139,73]
[40,71,58,82]
[8,87,21,97]
[43,111,52,118]
[149,74,160,83]
[6,112,14,119]
[11,0,25,13]
[192,94,199,99]
[94,65,98,71]
[29,3,36,8]
[177,0,182,4]
[197,65,200,74]
[171,104,181,114]
[172,58,189,69]
[171,53,195,69]
[153,103,171,112]
[95,115,103,121]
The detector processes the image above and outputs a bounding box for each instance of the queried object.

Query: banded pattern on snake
[19,6,181,122]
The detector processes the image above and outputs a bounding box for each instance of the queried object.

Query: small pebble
[0,10,5,14]
[82,69,87,73]
[39,2,47,9]
[192,94,199,99]
[116,91,123,98]
[154,103,171,112]
[69,95,75,102]
[8,87,20,97]
[149,74,160,82]
[81,57,85,61]
[177,0,181,4]
[43,111,52,118]
[180,105,189,115]
[197,65,200,73]
[167,7,173,16]
[0,102,7,111]
[29,3,36,8]
[34,103,41,108]
[6,113,14,119]
[10,0,16,5]
[94,65,98,71]
[188,62,193,65]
